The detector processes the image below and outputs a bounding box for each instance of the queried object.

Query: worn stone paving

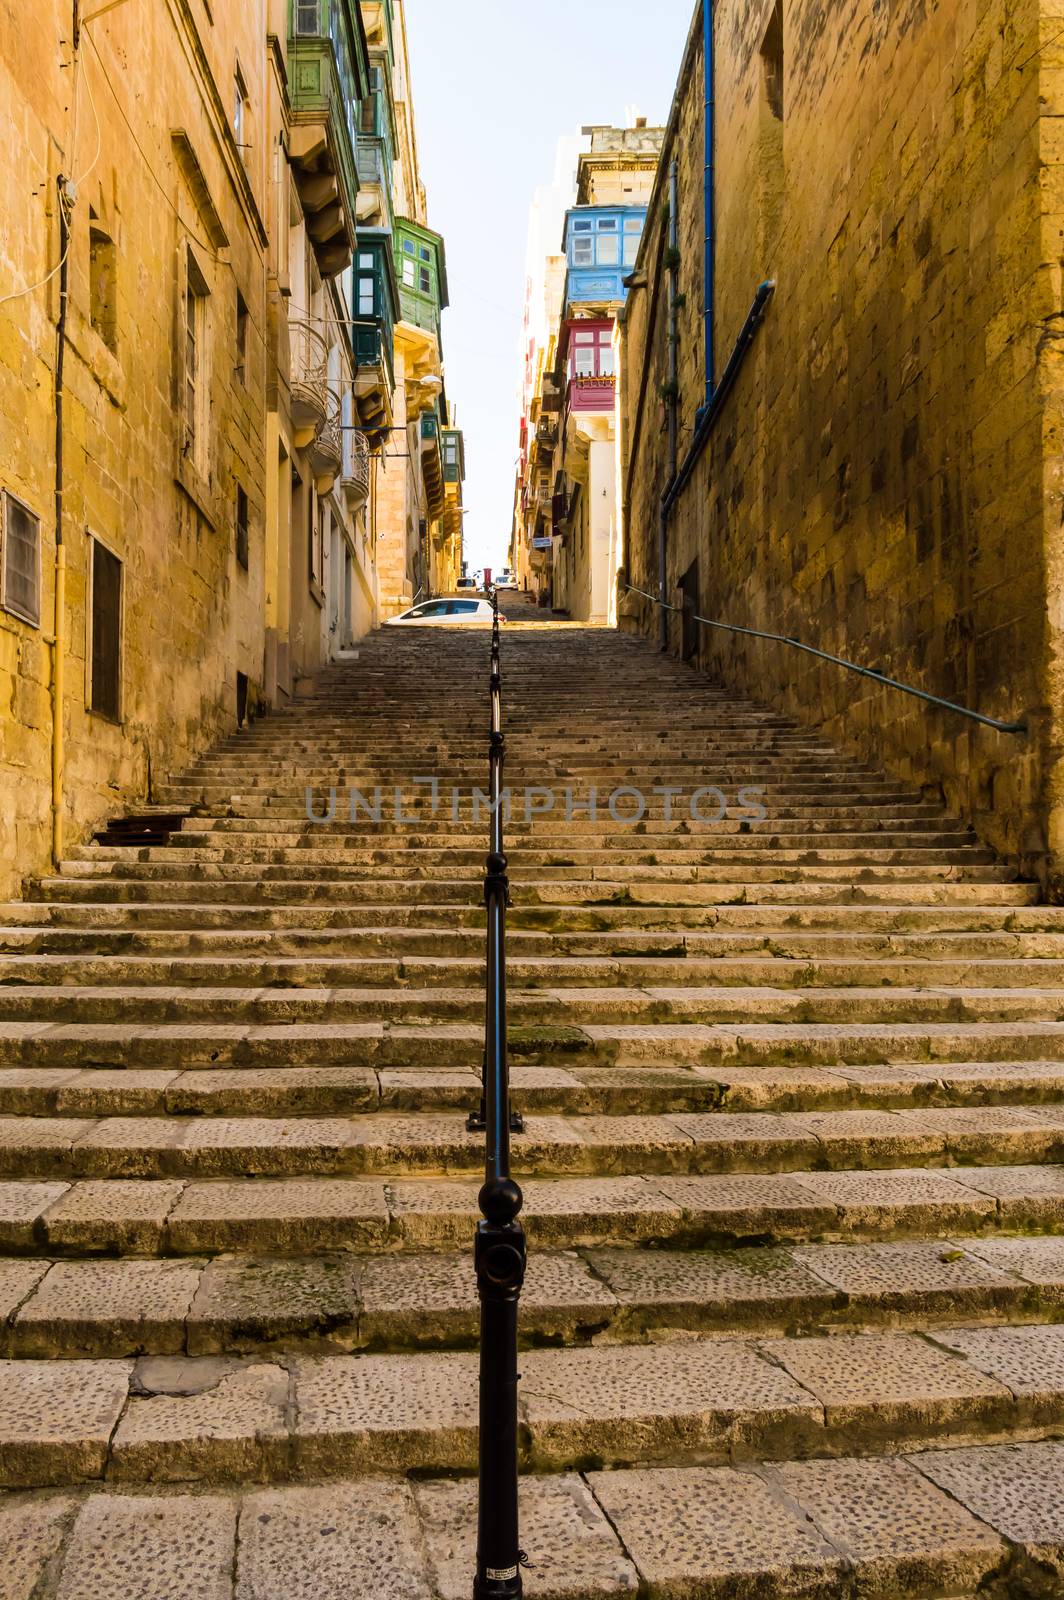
[1,599,1063,1595]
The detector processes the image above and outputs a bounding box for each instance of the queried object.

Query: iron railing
[469,588,527,1600]
[626,584,1027,735]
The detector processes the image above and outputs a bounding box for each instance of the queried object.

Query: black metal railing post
[468,593,524,1137]
[472,586,527,1600]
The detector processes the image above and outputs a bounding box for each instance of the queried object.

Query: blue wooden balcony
[563,205,647,312]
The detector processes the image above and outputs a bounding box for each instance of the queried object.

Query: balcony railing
[310,406,342,484]
[343,426,371,508]
[288,318,330,437]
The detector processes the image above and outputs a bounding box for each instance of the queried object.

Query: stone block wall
[622,0,1063,885]
[0,0,270,896]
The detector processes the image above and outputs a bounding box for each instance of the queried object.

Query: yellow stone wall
[0,0,270,897]
[622,0,1062,884]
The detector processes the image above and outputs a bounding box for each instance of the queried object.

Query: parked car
[385,598,502,626]
[495,568,517,589]
[455,576,479,590]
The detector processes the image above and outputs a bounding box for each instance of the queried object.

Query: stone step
[6,1444,1045,1599]
[132,842,999,866]
[5,898,1064,931]
[5,1234,1064,1359]
[55,856,1019,884]
[0,1103,1059,1181]
[7,929,1064,972]
[30,876,1042,907]
[2,982,1064,1028]
[3,1058,1064,1119]
[0,1322,1061,1488]
[8,1019,1064,1072]
[195,799,960,822]
[8,924,1064,960]
[3,952,1063,989]
[180,819,972,844]
[1,1164,1061,1257]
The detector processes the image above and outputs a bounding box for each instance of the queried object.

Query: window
[761,0,784,120]
[419,246,431,262]
[572,332,596,378]
[89,223,117,352]
[571,219,593,267]
[89,537,122,721]
[184,252,209,472]
[236,484,249,570]
[447,601,479,615]
[401,258,415,288]
[356,251,378,317]
[403,240,415,255]
[568,324,614,380]
[294,0,320,35]
[408,601,449,618]
[419,266,431,294]
[235,290,248,386]
[569,213,646,269]
[1,491,40,626]
[233,62,249,160]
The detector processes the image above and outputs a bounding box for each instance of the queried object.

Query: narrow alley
[0,598,1062,1592]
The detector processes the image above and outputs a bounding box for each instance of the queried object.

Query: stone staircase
[1,595,1063,1597]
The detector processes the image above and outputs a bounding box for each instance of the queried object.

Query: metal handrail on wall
[469,588,528,1600]
[626,584,1027,735]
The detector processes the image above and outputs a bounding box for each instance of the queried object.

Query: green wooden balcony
[288,0,369,275]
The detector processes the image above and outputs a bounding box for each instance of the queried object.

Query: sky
[403,0,695,575]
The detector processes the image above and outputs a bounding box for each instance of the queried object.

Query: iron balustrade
[470,588,528,1600]
[625,584,1028,735]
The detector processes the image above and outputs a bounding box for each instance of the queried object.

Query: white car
[385,598,502,625]
[495,569,517,589]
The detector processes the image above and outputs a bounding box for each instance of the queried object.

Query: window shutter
[2,494,40,625]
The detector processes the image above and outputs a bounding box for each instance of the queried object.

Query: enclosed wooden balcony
[420,412,446,521]
[288,0,369,277]
[352,234,397,447]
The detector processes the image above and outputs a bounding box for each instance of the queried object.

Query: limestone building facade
[0,0,463,896]
[620,0,1064,890]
